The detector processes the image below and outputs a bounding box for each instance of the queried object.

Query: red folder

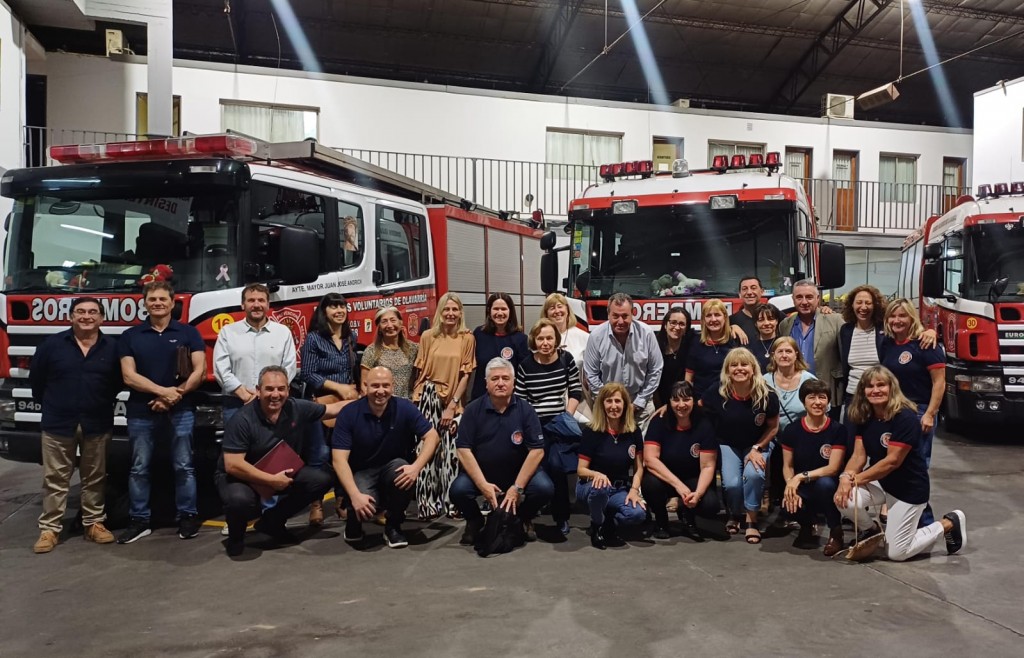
[251,440,305,500]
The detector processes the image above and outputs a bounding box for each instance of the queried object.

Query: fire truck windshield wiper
[697,291,734,298]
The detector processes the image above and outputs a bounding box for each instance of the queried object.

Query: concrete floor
[1,428,1022,658]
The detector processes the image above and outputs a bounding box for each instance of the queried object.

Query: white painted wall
[973,77,1024,185]
[0,1,28,217]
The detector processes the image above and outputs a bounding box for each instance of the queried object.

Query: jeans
[575,480,646,527]
[795,476,842,529]
[448,470,554,524]
[306,422,331,470]
[127,409,197,521]
[719,443,773,516]
[347,458,414,528]
[542,412,582,523]
[640,473,720,526]
[216,466,333,542]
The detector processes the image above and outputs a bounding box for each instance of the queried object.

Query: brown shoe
[823,533,845,557]
[308,500,324,527]
[84,522,115,544]
[33,530,59,554]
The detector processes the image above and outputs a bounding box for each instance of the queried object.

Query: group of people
[29,277,967,562]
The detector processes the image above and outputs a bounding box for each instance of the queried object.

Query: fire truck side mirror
[540,231,557,251]
[817,242,845,290]
[278,225,320,286]
[540,252,558,295]
[921,263,944,299]
[922,243,943,260]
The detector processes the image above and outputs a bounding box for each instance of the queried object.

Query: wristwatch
[513,485,525,495]
[802,471,811,483]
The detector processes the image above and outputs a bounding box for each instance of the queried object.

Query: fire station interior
[1,2,1023,656]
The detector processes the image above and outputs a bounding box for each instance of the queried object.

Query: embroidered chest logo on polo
[820,444,832,460]
[754,413,766,427]
[898,351,913,365]
[690,443,700,458]
[879,432,891,448]
[627,444,636,459]
[511,430,523,445]
[500,347,514,360]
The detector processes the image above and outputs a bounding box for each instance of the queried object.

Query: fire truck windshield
[965,224,1024,300]
[3,193,239,294]
[571,207,794,298]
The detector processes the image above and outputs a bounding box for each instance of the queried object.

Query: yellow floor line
[200,491,337,527]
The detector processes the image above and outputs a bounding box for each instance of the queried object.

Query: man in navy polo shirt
[30,297,123,553]
[449,357,553,546]
[117,281,207,544]
[332,367,440,549]
[218,366,348,557]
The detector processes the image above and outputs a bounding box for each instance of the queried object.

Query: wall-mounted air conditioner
[105,29,126,56]
[672,98,691,109]
[822,93,855,120]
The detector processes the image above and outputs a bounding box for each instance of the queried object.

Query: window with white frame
[220,100,319,143]
[707,140,765,166]
[879,154,917,203]
[545,129,622,179]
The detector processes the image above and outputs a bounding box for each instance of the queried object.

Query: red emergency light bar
[975,182,1024,199]
[49,135,260,164]
[600,160,654,182]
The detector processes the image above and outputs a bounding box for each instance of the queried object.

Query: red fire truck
[900,182,1024,428]
[540,153,845,325]
[0,135,543,480]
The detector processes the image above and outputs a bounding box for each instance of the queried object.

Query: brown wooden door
[943,158,965,212]
[833,151,858,231]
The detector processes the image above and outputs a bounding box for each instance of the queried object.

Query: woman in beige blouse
[411,292,476,518]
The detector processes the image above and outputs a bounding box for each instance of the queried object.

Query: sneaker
[117,519,152,544]
[652,525,671,540]
[221,524,230,537]
[794,524,817,549]
[384,526,409,549]
[343,518,365,543]
[943,510,967,555]
[460,520,483,546]
[557,520,571,536]
[84,522,115,544]
[523,521,537,543]
[178,514,201,540]
[33,530,59,554]
[679,520,705,542]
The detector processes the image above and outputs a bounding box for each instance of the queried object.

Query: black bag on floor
[475,506,525,557]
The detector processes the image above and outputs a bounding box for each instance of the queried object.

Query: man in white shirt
[214,283,298,426]
[583,292,663,421]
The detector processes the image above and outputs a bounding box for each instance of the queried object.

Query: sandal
[744,523,762,545]
[725,518,741,535]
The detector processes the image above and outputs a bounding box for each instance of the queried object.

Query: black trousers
[642,472,721,525]
[347,458,413,528]
[216,467,332,541]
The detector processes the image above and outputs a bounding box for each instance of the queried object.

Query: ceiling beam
[528,0,585,92]
[767,0,895,111]
[921,0,1024,25]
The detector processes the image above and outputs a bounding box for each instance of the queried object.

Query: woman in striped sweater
[515,318,583,535]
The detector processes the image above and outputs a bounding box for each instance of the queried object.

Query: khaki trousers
[38,427,111,533]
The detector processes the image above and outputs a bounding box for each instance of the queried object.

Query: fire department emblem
[690,443,700,458]
[898,351,913,365]
[408,313,419,337]
[500,347,514,360]
[628,444,637,459]
[272,307,308,350]
[820,444,832,460]
[511,430,523,445]
[880,432,891,448]
[754,413,766,427]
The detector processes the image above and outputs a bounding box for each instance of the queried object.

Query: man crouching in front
[216,365,349,557]
[449,357,553,546]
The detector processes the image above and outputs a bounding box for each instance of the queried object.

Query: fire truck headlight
[612,200,637,215]
[0,400,16,421]
[709,195,737,210]
[958,375,1002,393]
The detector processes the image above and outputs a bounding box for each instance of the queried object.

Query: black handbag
[475,506,525,557]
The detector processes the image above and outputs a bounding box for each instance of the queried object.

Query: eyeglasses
[666,320,688,327]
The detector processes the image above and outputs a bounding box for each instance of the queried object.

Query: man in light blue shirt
[214,283,298,426]
[583,292,664,418]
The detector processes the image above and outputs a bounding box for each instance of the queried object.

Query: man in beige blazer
[778,279,845,418]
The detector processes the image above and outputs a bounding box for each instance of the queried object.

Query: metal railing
[799,178,969,234]
[20,126,968,232]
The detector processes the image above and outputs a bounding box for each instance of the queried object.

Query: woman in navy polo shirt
[471,292,529,400]
[700,347,779,544]
[654,306,695,408]
[577,383,647,549]
[685,299,735,398]
[780,378,848,556]
[835,366,966,561]
[642,380,719,541]
[880,299,945,466]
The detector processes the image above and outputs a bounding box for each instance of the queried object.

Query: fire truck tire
[941,413,969,437]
